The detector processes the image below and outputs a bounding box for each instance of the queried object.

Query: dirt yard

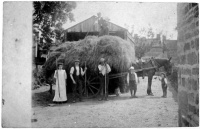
[32,76,178,128]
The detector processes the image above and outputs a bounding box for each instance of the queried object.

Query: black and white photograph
[2,1,199,128]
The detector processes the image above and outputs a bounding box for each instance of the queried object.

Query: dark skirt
[129,80,137,90]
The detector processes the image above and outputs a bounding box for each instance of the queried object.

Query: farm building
[142,34,166,60]
[63,15,135,48]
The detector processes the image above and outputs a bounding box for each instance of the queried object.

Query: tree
[147,27,154,39]
[33,1,77,49]
[133,25,155,59]
[54,22,65,44]
[139,27,146,37]
[134,36,151,59]
[125,23,155,59]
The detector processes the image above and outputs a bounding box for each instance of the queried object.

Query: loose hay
[43,35,135,77]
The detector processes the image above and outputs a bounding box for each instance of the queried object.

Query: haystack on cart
[44,35,135,99]
[44,16,136,99]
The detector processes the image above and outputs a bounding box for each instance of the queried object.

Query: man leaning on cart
[98,58,111,101]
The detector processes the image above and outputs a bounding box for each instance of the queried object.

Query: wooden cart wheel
[81,74,101,99]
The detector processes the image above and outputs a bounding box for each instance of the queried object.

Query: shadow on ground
[32,89,79,107]
[32,88,170,108]
[32,89,55,107]
[168,82,178,102]
[32,88,101,107]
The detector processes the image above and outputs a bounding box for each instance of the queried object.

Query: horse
[133,57,172,95]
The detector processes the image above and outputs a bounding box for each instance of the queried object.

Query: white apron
[53,70,67,102]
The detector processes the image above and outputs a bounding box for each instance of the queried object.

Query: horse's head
[155,57,173,76]
[163,57,173,76]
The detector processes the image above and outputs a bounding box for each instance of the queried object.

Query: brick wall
[177,3,199,127]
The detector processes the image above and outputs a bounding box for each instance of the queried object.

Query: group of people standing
[52,58,111,104]
[52,58,168,104]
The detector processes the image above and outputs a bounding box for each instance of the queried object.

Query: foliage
[138,25,155,39]
[126,24,155,59]
[32,67,45,89]
[133,35,152,59]
[33,1,76,50]
[147,27,154,39]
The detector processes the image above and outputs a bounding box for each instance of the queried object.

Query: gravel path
[32,76,178,127]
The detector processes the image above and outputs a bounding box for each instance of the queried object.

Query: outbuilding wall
[177,3,199,127]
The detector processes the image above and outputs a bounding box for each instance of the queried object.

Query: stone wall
[177,3,199,127]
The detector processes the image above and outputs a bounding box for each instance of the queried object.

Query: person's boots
[164,91,167,98]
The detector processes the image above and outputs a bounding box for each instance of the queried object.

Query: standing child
[127,66,138,98]
[159,72,168,98]
[53,63,67,103]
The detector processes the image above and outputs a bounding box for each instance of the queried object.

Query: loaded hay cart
[43,35,136,98]
[43,15,136,98]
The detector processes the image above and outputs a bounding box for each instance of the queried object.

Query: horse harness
[150,58,160,71]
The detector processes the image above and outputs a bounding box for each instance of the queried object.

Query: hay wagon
[46,50,160,99]
[44,15,136,99]
[48,51,131,99]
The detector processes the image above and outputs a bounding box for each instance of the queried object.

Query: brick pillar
[177,3,199,127]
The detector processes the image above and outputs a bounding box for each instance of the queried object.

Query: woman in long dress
[53,63,67,103]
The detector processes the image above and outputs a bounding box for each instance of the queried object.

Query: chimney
[162,35,166,41]
[156,34,160,40]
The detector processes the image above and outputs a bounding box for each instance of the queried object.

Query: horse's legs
[147,75,153,95]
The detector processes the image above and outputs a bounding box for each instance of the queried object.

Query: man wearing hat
[70,59,87,103]
[97,13,109,36]
[98,58,111,101]
[127,66,138,98]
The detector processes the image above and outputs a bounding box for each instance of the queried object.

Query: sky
[63,2,178,40]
